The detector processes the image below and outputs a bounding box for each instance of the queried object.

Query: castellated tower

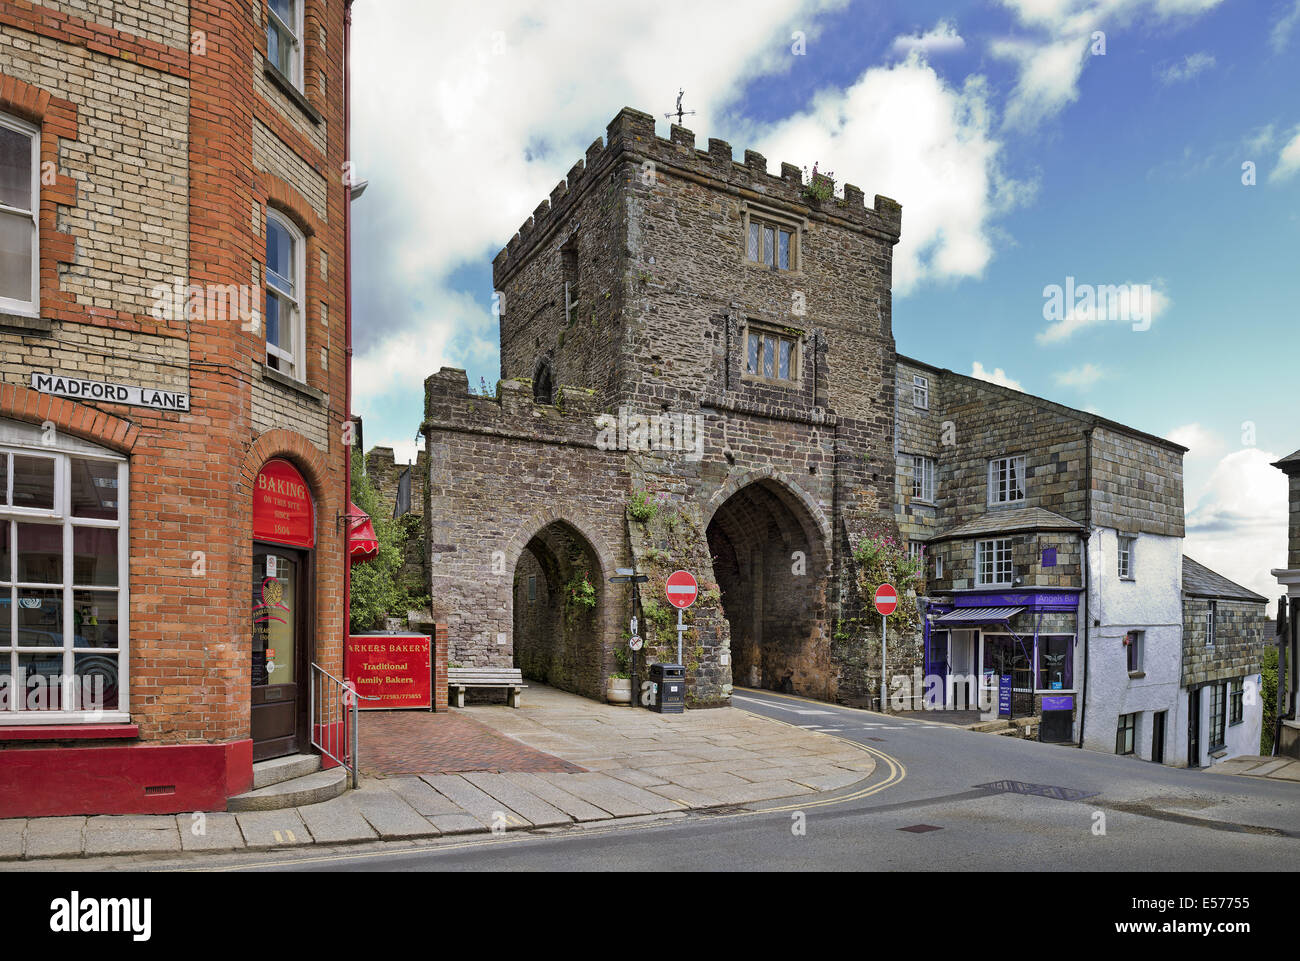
[423,107,905,707]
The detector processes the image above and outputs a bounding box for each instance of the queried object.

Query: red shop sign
[253,458,315,549]
[346,634,432,710]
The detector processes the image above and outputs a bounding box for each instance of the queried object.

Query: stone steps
[252,753,321,790]
[229,761,347,812]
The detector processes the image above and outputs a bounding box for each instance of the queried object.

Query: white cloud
[1159,51,1215,84]
[1054,363,1105,388]
[751,57,1029,293]
[993,0,1225,130]
[349,0,853,441]
[1036,280,1172,343]
[1167,422,1225,460]
[891,20,965,56]
[1269,125,1300,182]
[1184,447,1289,602]
[1272,0,1300,53]
[971,361,1023,391]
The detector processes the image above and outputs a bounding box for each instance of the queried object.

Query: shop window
[267,0,304,88]
[983,634,1032,693]
[265,210,306,381]
[911,455,935,502]
[975,538,1013,587]
[1115,712,1137,755]
[1229,678,1243,725]
[0,111,39,317]
[1124,630,1144,673]
[1037,634,1073,690]
[988,455,1026,505]
[1209,682,1227,749]
[744,324,800,383]
[0,428,127,720]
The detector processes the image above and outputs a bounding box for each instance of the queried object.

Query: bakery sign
[31,371,189,412]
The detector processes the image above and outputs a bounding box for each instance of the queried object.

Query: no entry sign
[665,570,698,609]
[874,583,898,616]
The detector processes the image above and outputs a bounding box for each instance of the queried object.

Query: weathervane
[664,88,696,126]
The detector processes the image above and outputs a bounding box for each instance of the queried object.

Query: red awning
[348,501,379,564]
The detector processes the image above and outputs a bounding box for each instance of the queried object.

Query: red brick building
[0,0,354,815]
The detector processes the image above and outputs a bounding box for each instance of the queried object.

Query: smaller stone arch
[704,466,833,555]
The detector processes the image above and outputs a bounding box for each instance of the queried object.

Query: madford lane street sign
[665,570,698,609]
[31,371,190,412]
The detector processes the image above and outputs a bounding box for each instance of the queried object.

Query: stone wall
[1092,426,1185,538]
[1182,597,1268,687]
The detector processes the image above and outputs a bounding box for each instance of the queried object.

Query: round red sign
[874,583,898,616]
[253,458,315,549]
[665,570,698,610]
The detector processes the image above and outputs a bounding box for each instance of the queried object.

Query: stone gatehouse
[421,107,905,707]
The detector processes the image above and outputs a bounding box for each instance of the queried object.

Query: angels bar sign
[253,458,315,548]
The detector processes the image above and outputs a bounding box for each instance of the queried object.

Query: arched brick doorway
[706,479,831,697]
[511,521,606,701]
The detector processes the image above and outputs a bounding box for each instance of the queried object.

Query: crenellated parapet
[421,367,607,449]
[492,106,903,289]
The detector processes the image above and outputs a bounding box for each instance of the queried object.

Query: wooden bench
[447,667,526,708]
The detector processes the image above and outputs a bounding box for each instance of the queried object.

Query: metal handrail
[310,662,379,789]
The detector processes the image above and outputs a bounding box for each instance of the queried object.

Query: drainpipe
[343,1,355,648]
[1077,427,1094,749]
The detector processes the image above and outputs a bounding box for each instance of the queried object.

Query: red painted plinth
[0,739,254,818]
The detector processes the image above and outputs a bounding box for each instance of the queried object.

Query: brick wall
[0,0,349,754]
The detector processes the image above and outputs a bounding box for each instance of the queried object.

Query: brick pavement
[358,709,585,775]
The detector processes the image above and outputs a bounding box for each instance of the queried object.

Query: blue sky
[350,0,1300,598]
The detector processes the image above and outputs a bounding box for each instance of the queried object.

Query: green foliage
[348,454,428,633]
[612,644,631,679]
[851,530,922,638]
[628,489,658,523]
[801,162,835,204]
[564,570,597,611]
[1261,645,1279,754]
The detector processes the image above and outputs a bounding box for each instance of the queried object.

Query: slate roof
[1182,556,1268,603]
[933,506,1084,542]
[1272,449,1300,471]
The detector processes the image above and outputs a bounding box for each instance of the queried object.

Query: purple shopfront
[923,590,1080,737]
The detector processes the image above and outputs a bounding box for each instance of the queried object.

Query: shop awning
[348,501,379,565]
[931,606,1024,625]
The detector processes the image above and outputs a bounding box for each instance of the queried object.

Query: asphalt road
[78,688,1300,873]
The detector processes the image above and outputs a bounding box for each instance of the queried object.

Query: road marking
[731,694,833,715]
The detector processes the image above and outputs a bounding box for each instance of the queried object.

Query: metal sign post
[610,568,649,708]
[881,613,887,712]
[874,583,898,712]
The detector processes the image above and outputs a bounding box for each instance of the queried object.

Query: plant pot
[606,676,632,705]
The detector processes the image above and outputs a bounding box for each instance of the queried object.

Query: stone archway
[511,520,607,701]
[705,478,831,697]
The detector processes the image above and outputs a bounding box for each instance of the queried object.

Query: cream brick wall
[0,322,188,393]
[0,34,190,318]
[251,368,331,452]
[252,62,328,158]
[253,119,328,222]
[45,0,190,50]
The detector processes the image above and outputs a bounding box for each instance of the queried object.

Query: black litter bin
[648,663,685,714]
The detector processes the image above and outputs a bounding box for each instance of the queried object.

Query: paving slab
[788,770,868,792]
[296,796,379,844]
[235,809,312,848]
[672,771,754,791]
[589,773,687,814]
[426,814,486,835]
[0,820,24,859]
[422,774,532,830]
[383,776,467,816]
[606,767,671,788]
[646,783,725,808]
[1268,760,1300,781]
[1241,759,1292,777]
[24,817,85,858]
[83,815,181,856]
[501,772,614,823]
[538,772,652,817]
[461,772,572,828]
[708,779,815,805]
[348,783,441,839]
[176,812,245,852]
